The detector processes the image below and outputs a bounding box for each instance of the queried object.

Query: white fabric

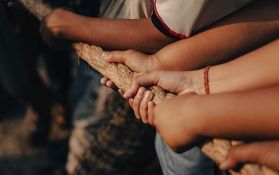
[154,0,253,37]
[99,0,153,19]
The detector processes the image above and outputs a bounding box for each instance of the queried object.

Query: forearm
[51,9,174,53]
[151,0,279,71]
[183,86,279,140]
[208,39,279,94]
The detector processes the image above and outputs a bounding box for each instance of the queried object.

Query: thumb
[103,51,127,63]
[123,72,160,99]
[220,143,260,170]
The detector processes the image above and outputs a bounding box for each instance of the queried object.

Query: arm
[154,86,279,150]
[123,38,279,98]
[208,39,279,94]
[41,8,174,53]
[121,39,279,124]
[104,0,279,72]
[153,0,279,71]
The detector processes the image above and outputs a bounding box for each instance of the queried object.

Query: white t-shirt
[152,0,253,39]
[99,0,153,19]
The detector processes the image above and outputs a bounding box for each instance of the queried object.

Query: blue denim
[155,134,226,175]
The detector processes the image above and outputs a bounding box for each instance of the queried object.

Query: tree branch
[18,0,278,174]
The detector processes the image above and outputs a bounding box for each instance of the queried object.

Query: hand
[104,50,161,72]
[123,71,203,126]
[100,50,162,89]
[220,141,279,172]
[40,8,73,50]
[124,71,204,99]
[152,94,205,151]
[127,87,155,125]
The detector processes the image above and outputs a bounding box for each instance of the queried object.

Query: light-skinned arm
[122,39,279,124]
[153,86,279,150]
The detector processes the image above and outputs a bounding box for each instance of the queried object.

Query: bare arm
[152,0,279,70]
[121,39,279,148]
[152,39,279,95]
[208,39,279,94]
[118,39,279,125]
[154,86,279,150]
[41,9,174,53]
[104,0,279,73]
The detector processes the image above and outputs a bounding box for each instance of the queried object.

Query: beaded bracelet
[204,66,211,94]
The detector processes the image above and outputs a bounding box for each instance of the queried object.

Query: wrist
[191,66,228,95]
[187,70,204,95]
[207,66,229,94]
[146,54,164,71]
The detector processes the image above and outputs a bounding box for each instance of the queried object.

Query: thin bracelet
[204,66,211,94]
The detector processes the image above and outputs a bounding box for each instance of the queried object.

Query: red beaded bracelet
[204,66,211,94]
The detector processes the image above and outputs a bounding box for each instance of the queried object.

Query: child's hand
[127,87,156,125]
[100,50,163,89]
[220,141,279,172]
[123,71,203,125]
[124,71,203,99]
[104,50,161,72]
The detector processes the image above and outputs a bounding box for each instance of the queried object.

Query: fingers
[100,77,109,85]
[103,51,127,63]
[139,90,153,123]
[147,101,155,125]
[124,72,160,99]
[132,87,145,119]
[100,77,117,89]
[128,88,155,125]
[123,81,140,99]
[219,143,260,170]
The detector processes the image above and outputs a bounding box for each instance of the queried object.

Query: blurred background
[0,0,100,174]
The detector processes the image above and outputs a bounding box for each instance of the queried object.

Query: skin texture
[40,8,174,53]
